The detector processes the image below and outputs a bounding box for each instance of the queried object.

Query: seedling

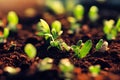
[103,19,118,40]
[67,17,80,34]
[95,39,103,51]
[4,66,21,75]
[59,58,74,79]
[46,0,65,14]
[7,11,19,31]
[37,19,70,51]
[37,57,53,71]
[0,27,9,43]
[89,65,101,77]
[73,4,84,21]
[88,6,99,22]
[72,40,92,58]
[115,18,120,32]
[24,43,37,59]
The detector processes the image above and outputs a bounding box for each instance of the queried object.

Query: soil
[0,6,120,80]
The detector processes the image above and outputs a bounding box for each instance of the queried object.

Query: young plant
[72,40,92,58]
[59,58,74,79]
[37,57,53,71]
[67,17,80,34]
[88,6,99,22]
[103,19,118,40]
[95,39,109,52]
[37,19,70,51]
[73,4,84,21]
[24,43,37,59]
[115,18,120,32]
[95,39,103,51]
[89,65,101,77]
[46,0,65,14]
[0,27,9,43]
[7,11,19,32]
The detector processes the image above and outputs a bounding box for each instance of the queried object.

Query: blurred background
[0,0,120,22]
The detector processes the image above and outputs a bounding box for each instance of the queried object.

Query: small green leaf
[40,19,50,34]
[88,6,99,22]
[76,40,82,46]
[73,5,84,20]
[115,18,120,32]
[95,39,103,51]
[7,11,19,25]
[79,40,92,58]
[24,43,37,59]
[89,65,101,77]
[3,28,9,39]
[51,20,61,33]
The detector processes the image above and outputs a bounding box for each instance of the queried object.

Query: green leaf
[7,11,19,25]
[73,5,84,20]
[76,40,82,46]
[24,43,37,59]
[40,19,50,34]
[51,20,62,33]
[115,18,120,32]
[95,39,103,51]
[88,6,99,22]
[3,28,9,39]
[79,40,92,58]
[89,65,101,77]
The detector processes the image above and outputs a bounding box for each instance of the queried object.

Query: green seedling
[115,18,120,32]
[103,19,118,40]
[73,4,84,20]
[95,39,103,51]
[24,43,37,59]
[59,58,74,79]
[37,19,70,51]
[7,11,19,31]
[67,17,80,34]
[98,41,109,52]
[0,27,9,43]
[72,40,92,58]
[88,6,99,22]
[37,57,53,71]
[46,0,65,14]
[4,66,21,75]
[89,65,101,77]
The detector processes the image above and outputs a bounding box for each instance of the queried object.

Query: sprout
[103,19,118,40]
[37,19,70,51]
[89,65,101,77]
[73,4,84,20]
[67,17,80,34]
[72,40,92,58]
[88,6,99,22]
[24,43,37,59]
[115,18,120,32]
[3,27,9,39]
[4,66,21,75]
[95,39,103,51]
[7,11,19,31]
[98,41,109,52]
[59,58,74,79]
[51,20,63,39]
[46,0,65,14]
[37,57,53,71]
[0,28,10,43]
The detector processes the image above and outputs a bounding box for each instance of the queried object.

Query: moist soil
[0,8,120,80]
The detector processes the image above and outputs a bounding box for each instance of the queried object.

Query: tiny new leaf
[95,39,103,51]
